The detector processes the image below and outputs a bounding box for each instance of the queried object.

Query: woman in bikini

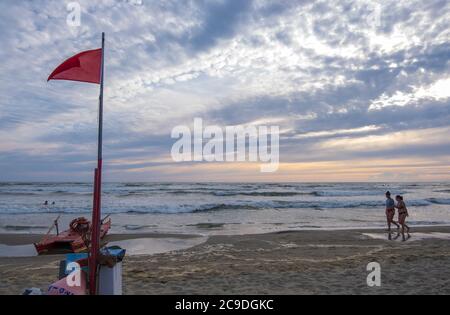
[385,191,399,239]
[395,195,411,241]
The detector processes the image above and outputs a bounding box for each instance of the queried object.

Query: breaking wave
[426,198,450,205]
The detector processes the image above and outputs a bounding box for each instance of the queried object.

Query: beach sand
[0,226,449,295]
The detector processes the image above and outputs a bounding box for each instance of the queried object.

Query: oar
[101,214,111,224]
[42,215,61,243]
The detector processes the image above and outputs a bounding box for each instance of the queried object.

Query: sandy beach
[0,226,449,295]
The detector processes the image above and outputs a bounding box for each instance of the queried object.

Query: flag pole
[89,32,105,295]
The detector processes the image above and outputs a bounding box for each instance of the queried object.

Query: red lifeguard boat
[34,216,111,255]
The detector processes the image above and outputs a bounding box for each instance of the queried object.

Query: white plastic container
[98,262,123,295]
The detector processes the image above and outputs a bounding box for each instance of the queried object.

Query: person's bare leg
[386,219,391,239]
[393,229,400,240]
[391,219,400,238]
[401,224,406,242]
[405,224,411,238]
[393,220,400,229]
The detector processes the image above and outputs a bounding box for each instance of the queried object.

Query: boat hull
[34,219,111,255]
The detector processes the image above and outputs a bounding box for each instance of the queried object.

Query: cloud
[189,0,254,51]
[369,77,450,110]
[0,0,449,181]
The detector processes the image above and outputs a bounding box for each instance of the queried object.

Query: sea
[0,182,449,235]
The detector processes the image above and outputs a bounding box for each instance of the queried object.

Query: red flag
[48,49,102,84]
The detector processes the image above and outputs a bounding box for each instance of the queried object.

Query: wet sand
[1,226,449,295]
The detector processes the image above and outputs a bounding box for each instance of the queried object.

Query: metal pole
[89,32,105,295]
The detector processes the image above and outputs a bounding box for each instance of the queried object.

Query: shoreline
[0,226,449,294]
[2,224,450,246]
[0,232,204,246]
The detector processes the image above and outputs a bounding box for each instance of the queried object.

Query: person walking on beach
[385,191,399,239]
[395,195,411,242]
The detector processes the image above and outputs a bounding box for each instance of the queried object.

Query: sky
[0,0,449,182]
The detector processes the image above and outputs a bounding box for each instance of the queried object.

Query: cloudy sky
[0,0,449,182]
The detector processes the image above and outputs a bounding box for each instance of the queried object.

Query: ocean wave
[186,223,225,229]
[192,204,262,212]
[0,183,37,187]
[260,199,430,210]
[0,182,91,187]
[118,199,432,214]
[0,192,39,196]
[0,191,92,197]
[1,224,49,231]
[50,191,92,196]
[123,183,146,187]
[0,208,91,215]
[116,189,199,197]
[311,191,389,197]
[168,190,213,195]
[426,198,450,205]
[125,210,149,214]
[154,189,365,197]
[0,197,434,215]
[212,191,310,197]
[125,204,262,214]
[123,224,158,231]
[105,189,404,198]
[118,189,243,197]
